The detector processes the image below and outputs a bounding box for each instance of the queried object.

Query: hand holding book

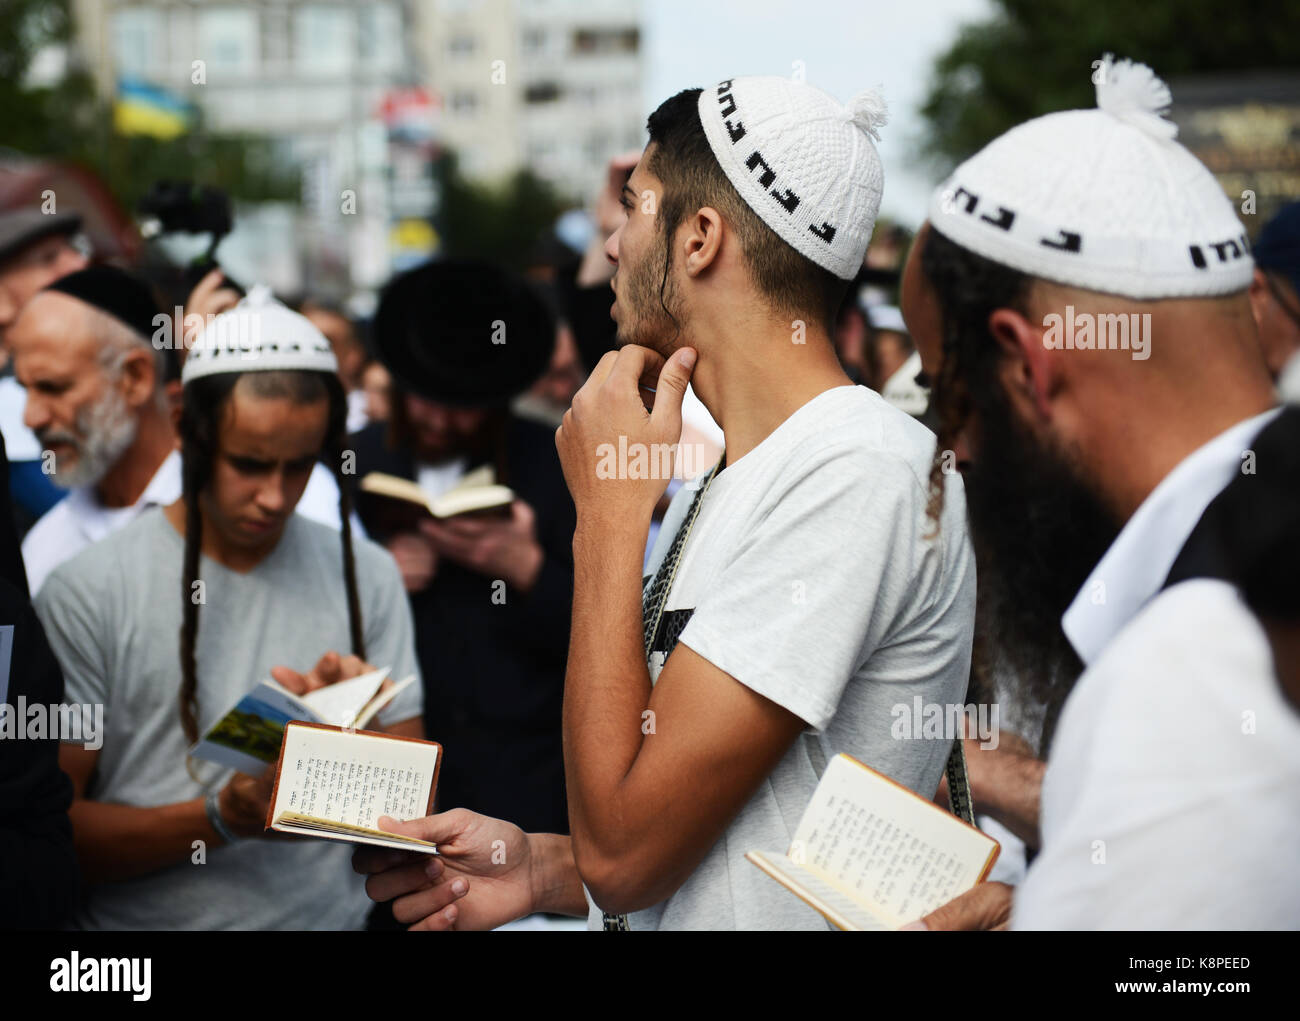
[264,721,443,854]
[747,753,1001,930]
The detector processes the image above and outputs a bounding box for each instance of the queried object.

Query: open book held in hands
[265,721,442,854]
[747,753,1000,930]
[359,465,514,533]
[189,666,417,776]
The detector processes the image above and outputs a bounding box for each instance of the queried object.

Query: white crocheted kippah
[182,285,339,384]
[697,76,887,280]
[927,54,1252,299]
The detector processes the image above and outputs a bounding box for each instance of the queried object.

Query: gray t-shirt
[35,507,423,930]
[587,385,976,930]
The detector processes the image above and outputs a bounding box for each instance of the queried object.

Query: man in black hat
[0,210,90,532]
[349,259,575,839]
[0,425,80,928]
[10,265,179,594]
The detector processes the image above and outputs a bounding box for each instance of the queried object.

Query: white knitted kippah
[697,76,887,280]
[182,285,339,384]
[928,54,1252,299]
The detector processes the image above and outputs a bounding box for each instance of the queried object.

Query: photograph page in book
[189,667,411,775]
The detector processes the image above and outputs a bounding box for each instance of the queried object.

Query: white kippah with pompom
[697,76,886,280]
[1095,53,1177,140]
[846,87,889,142]
[927,54,1251,299]
[182,285,339,384]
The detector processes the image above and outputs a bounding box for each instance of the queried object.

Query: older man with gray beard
[10,266,179,594]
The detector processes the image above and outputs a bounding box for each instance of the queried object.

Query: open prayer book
[359,465,514,525]
[189,666,417,776]
[266,721,441,853]
[746,753,1000,930]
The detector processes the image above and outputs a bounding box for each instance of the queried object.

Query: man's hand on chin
[555,344,697,529]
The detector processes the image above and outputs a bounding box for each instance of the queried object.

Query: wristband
[205,790,242,845]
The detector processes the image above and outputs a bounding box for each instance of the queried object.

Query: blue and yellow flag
[114,78,192,139]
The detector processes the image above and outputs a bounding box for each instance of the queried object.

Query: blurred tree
[918,0,1300,171]
[1,0,297,210]
[438,152,568,271]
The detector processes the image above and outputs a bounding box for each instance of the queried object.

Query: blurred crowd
[2,57,1298,933]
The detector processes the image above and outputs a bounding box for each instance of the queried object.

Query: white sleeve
[1014,582,1300,930]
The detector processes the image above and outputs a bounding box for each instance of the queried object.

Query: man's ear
[682,206,724,277]
[119,347,159,410]
[166,380,183,430]
[1248,268,1269,324]
[0,283,17,328]
[988,307,1055,421]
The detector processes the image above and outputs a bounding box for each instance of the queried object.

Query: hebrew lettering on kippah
[771,188,800,213]
[745,152,777,190]
[979,206,1015,231]
[713,79,746,142]
[1040,230,1082,253]
[711,79,838,252]
[952,186,979,214]
[809,222,837,244]
[1210,237,1241,262]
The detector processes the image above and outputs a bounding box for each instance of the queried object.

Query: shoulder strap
[944,737,976,824]
[604,464,720,931]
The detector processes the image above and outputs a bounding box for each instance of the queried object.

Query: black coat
[0,431,79,928]
[349,417,575,835]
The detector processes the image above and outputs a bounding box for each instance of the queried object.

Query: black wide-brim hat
[373,258,556,406]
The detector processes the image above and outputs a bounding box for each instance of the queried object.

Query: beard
[40,382,139,490]
[962,389,1121,752]
[613,231,684,359]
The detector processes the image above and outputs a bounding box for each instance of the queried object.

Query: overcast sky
[641,0,994,228]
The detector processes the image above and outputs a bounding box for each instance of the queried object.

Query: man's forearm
[69,797,226,885]
[528,833,588,917]
[970,750,1045,850]
[562,518,654,862]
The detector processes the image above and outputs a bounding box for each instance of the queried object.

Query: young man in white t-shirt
[355,77,976,930]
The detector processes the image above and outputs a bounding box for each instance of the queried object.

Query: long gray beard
[43,385,139,490]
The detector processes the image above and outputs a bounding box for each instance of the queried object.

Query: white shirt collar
[1062,408,1281,667]
[65,448,182,544]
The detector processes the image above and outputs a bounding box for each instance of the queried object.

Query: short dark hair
[919,227,1032,523]
[645,89,850,332]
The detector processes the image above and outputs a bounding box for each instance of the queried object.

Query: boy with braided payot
[35,288,423,930]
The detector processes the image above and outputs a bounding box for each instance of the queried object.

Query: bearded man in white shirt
[10,265,180,594]
[898,56,1300,930]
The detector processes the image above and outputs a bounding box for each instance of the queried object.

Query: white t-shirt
[1015,579,1300,929]
[35,509,423,930]
[587,384,977,930]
